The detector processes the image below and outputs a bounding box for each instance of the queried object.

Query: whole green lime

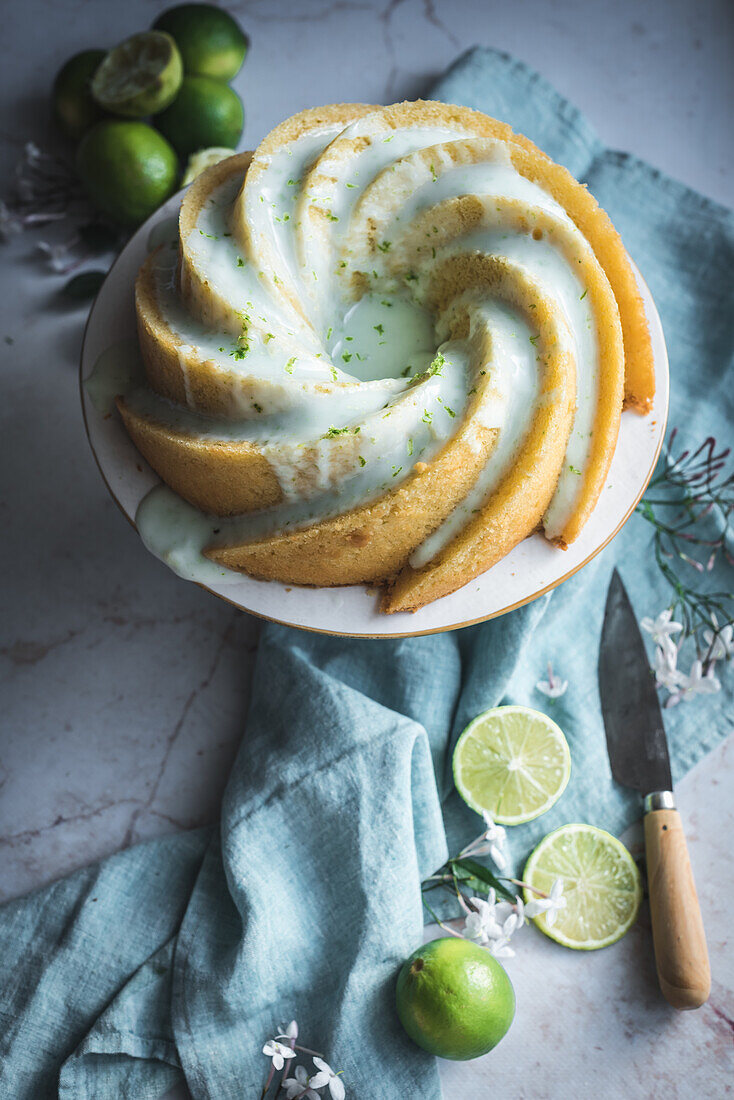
[52,50,107,140]
[154,75,243,157]
[153,3,248,80]
[76,120,179,226]
[396,937,515,1060]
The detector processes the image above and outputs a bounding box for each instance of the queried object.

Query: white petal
[489,844,507,870]
[502,914,519,937]
[312,1057,330,1074]
[329,1075,346,1100]
[310,1070,330,1089]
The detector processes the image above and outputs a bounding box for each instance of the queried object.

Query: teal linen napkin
[1,46,732,1100]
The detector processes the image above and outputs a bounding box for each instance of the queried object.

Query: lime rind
[92,32,183,118]
[523,823,642,950]
[52,50,107,140]
[153,4,248,81]
[452,705,571,825]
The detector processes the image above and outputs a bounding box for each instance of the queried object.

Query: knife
[598,568,710,1010]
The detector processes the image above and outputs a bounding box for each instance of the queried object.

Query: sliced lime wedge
[92,31,183,118]
[453,705,571,825]
[523,824,642,949]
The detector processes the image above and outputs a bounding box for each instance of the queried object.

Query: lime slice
[523,824,642,950]
[155,75,243,157]
[182,146,236,185]
[153,3,249,81]
[452,705,571,825]
[52,50,107,140]
[91,32,183,118]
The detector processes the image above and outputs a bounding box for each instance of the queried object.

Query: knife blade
[598,568,710,1010]
[598,567,672,794]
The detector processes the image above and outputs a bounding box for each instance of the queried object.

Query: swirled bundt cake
[117,100,654,613]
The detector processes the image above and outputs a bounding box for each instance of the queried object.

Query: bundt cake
[116,100,654,613]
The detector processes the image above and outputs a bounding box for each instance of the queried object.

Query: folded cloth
[1,46,732,1100]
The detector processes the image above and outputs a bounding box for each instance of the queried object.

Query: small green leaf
[450,857,514,901]
[61,270,106,301]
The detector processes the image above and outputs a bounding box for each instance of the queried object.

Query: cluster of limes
[52,4,248,226]
[397,706,643,1060]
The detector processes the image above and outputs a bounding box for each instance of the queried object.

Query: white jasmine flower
[703,617,733,661]
[310,1057,345,1099]
[463,892,503,945]
[276,1020,298,1042]
[653,635,685,692]
[466,890,526,952]
[283,1065,320,1100]
[678,659,721,702]
[495,895,525,937]
[525,878,567,927]
[475,812,508,870]
[536,662,568,699]
[263,1040,297,1071]
[641,609,683,646]
[36,239,76,273]
[487,935,515,959]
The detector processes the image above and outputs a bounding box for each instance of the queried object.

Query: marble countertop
[1,0,732,1096]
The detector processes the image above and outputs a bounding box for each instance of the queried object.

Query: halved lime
[182,145,237,185]
[453,705,571,825]
[91,32,183,118]
[153,3,249,80]
[523,824,642,950]
[155,75,243,157]
[52,49,107,140]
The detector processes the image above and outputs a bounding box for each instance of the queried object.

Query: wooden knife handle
[644,808,710,1009]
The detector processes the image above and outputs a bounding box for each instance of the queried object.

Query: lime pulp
[91,31,183,118]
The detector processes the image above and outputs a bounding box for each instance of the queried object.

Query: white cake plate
[80,190,669,638]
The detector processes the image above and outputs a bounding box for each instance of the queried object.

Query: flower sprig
[636,431,732,703]
[637,432,733,652]
[1,143,121,299]
[261,1020,345,1099]
[0,143,90,237]
[422,812,566,957]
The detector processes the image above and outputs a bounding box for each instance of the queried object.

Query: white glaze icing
[94,107,615,588]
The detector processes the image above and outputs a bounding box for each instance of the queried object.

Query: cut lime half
[523,824,642,950]
[453,705,571,825]
[91,32,183,118]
